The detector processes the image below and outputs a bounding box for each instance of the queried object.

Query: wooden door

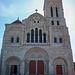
[29,61,36,74]
[11,65,17,74]
[38,61,44,74]
[11,65,14,74]
[56,65,63,74]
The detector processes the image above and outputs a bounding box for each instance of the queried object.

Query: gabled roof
[11,18,22,24]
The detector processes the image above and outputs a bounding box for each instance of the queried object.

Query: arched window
[35,28,38,43]
[43,33,46,43]
[56,7,58,17]
[16,37,19,43]
[34,21,36,23]
[57,21,59,25]
[11,37,14,43]
[39,29,42,43]
[54,37,57,43]
[27,33,30,43]
[31,29,34,43]
[52,21,54,25]
[51,7,53,17]
[37,21,39,23]
[59,38,62,43]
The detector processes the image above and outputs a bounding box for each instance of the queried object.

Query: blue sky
[0,0,75,62]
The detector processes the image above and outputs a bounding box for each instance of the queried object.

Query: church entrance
[29,60,44,74]
[11,65,17,75]
[56,65,63,74]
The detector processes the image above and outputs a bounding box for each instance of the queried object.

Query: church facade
[1,0,74,75]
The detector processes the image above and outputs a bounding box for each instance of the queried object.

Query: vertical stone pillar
[24,31,25,44]
[27,61,29,74]
[43,61,46,74]
[20,61,24,74]
[49,7,51,17]
[9,65,11,75]
[17,65,20,74]
[49,26,52,46]
[59,7,64,18]
[30,32,31,43]
[53,7,56,17]
[36,60,38,74]
[1,62,6,75]
[49,60,53,74]
[21,29,24,45]
[44,60,49,74]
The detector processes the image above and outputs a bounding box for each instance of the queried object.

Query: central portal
[29,60,44,74]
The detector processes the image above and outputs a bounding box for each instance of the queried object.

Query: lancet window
[51,7,53,17]
[56,7,58,17]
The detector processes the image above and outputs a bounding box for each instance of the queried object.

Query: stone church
[1,0,74,75]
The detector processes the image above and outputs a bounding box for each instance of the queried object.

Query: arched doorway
[24,47,49,74]
[5,56,21,75]
[53,57,68,74]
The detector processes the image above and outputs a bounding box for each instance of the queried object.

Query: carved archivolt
[24,47,49,61]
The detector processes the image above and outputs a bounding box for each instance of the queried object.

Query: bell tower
[44,0,64,18]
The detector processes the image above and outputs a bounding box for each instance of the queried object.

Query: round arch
[53,57,68,74]
[5,56,21,75]
[24,47,49,61]
[6,56,21,65]
[24,47,49,74]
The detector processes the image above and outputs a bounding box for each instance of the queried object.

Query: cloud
[0,0,44,17]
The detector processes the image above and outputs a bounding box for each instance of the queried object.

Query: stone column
[24,31,25,44]
[21,29,24,45]
[20,61,24,74]
[49,60,54,74]
[49,26,52,46]
[17,65,20,74]
[36,60,38,74]
[9,65,11,75]
[1,62,6,75]
[53,7,56,17]
[44,60,48,74]
[30,33,31,43]
[27,61,30,74]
